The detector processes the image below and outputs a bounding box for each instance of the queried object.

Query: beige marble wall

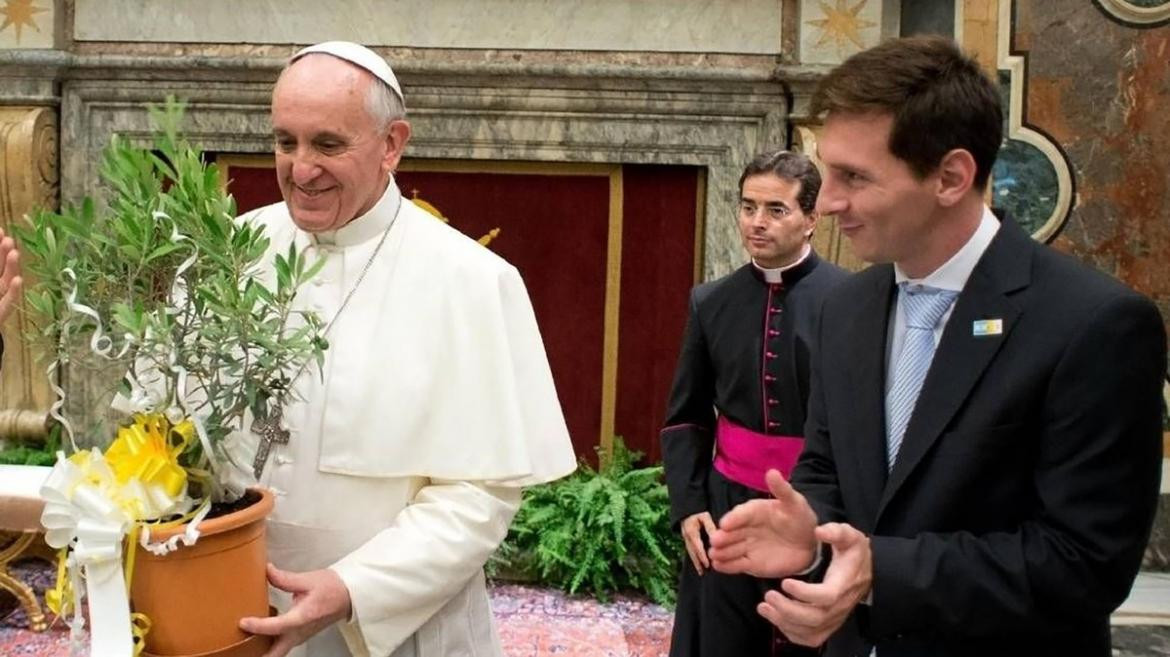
[74,0,783,54]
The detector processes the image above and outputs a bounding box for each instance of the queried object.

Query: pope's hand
[240,563,352,657]
[0,227,23,326]
[708,469,818,578]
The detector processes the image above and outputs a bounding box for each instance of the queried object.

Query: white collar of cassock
[311,179,402,247]
[752,243,811,284]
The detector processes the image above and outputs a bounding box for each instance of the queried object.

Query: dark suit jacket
[793,218,1167,657]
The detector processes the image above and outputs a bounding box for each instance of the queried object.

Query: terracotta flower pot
[131,487,275,657]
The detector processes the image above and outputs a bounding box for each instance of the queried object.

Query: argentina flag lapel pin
[972,318,1003,337]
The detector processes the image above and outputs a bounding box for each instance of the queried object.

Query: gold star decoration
[0,0,48,43]
[807,0,876,55]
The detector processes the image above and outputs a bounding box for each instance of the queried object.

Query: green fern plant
[0,427,59,466]
[490,437,681,607]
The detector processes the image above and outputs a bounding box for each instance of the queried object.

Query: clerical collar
[311,180,402,247]
[751,243,814,284]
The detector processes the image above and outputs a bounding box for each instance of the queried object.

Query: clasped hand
[708,470,873,647]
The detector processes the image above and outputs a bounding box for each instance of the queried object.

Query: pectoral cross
[252,409,290,479]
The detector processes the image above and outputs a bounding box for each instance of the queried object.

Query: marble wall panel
[73,0,783,55]
[1012,0,1170,328]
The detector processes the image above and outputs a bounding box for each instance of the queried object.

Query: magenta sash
[712,416,804,493]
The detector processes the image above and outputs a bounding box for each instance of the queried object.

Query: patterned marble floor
[0,559,673,657]
[6,559,1170,656]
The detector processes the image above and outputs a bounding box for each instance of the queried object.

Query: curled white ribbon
[168,362,231,499]
[139,500,212,557]
[48,267,142,451]
[45,359,79,453]
[61,268,136,362]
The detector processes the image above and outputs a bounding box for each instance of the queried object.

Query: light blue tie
[885,283,958,471]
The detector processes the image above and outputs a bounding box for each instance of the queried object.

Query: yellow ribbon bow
[104,413,193,504]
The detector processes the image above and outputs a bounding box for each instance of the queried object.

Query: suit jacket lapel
[841,268,894,530]
[877,220,1033,519]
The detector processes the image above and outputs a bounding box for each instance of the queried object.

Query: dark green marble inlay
[1125,0,1170,9]
[991,71,1060,236]
[900,0,955,37]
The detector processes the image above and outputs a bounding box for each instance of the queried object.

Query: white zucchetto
[291,41,405,106]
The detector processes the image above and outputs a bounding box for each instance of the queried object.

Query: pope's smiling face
[270,55,402,233]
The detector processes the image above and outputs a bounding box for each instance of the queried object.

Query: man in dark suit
[0,226,23,367]
[662,150,847,657]
[708,35,1167,656]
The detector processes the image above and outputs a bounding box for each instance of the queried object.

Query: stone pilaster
[0,106,57,422]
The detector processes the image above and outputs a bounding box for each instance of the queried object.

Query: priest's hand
[0,228,22,326]
[240,563,352,657]
[708,469,818,578]
[681,511,718,574]
[757,522,872,647]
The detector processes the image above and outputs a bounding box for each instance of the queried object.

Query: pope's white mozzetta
[229,180,577,657]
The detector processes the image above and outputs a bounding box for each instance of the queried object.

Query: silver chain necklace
[251,193,402,479]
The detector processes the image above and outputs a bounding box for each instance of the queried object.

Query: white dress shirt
[885,207,1001,386]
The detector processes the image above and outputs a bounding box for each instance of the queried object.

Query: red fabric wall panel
[395,170,610,463]
[225,164,281,213]
[614,165,699,464]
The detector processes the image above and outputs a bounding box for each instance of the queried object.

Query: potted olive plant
[15,97,325,657]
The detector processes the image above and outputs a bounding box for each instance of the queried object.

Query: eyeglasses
[738,201,794,221]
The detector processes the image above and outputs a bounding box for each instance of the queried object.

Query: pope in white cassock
[227,41,578,657]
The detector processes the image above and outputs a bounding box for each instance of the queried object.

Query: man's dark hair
[810,35,1003,189]
[738,150,822,214]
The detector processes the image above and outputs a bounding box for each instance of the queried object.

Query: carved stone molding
[0,105,57,417]
[0,49,68,105]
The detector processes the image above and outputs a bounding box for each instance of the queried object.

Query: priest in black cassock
[662,150,848,657]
